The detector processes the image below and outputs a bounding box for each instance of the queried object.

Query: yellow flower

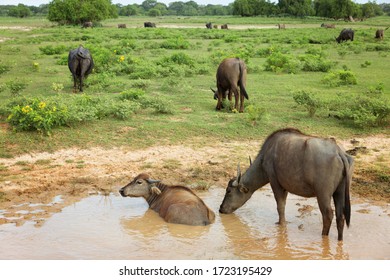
[22,105,32,114]
[119,55,125,62]
[39,102,46,109]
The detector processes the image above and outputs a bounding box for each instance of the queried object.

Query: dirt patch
[0,135,389,226]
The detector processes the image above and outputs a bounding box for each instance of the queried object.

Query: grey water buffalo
[221,24,228,29]
[336,28,354,43]
[219,128,354,241]
[206,22,212,29]
[118,23,126,28]
[83,21,93,28]
[68,46,94,92]
[278,23,285,29]
[144,22,156,28]
[375,29,384,39]
[119,173,215,226]
[321,23,335,28]
[211,58,248,113]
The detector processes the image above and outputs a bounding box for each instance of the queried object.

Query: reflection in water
[0,188,388,259]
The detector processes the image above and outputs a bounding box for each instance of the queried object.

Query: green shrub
[0,63,11,75]
[322,70,357,87]
[140,96,174,114]
[6,80,27,96]
[7,98,67,134]
[160,37,190,49]
[246,104,267,124]
[293,91,323,117]
[299,54,333,72]
[119,89,145,101]
[264,52,301,74]
[39,45,68,55]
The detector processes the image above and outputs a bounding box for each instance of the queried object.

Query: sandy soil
[0,134,389,226]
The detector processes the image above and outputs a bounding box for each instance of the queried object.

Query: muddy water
[0,187,389,260]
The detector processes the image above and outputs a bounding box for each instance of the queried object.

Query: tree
[278,0,314,17]
[47,0,117,25]
[8,4,31,18]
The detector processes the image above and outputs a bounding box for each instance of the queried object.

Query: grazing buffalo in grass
[144,22,156,28]
[375,29,384,39]
[336,28,354,43]
[68,46,94,92]
[211,58,248,113]
[321,23,335,28]
[278,23,285,29]
[221,24,228,29]
[83,21,93,28]
[119,173,215,226]
[118,23,126,28]
[206,22,212,29]
[219,128,354,241]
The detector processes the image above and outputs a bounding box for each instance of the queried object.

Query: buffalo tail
[238,60,249,100]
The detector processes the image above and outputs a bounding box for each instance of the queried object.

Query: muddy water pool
[0,187,389,259]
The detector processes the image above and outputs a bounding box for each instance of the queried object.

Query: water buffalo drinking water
[219,128,354,241]
[68,45,94,92]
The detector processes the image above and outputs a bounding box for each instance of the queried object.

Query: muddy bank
[0,136,389,227]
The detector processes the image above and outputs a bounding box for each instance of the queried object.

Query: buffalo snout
[119,187,126,197]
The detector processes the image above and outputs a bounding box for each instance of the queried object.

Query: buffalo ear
[150,186,161,195]
[239,186,249,193]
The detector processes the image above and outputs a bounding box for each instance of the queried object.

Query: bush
[6,80,27,96]
[322,70,357,87]
[246,104,267,125]
[7,98,67,134]
[264,52,301,74]
[160,37,190,49]
[119,89,145,101]
[299,54,333,72]
[293,91,323,117]
[39,45,68,55]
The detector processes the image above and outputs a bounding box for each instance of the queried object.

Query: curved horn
[236,163,242,183]
[249,156,252,166]
[146,178,160,185]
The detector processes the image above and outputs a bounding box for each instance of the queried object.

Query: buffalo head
[119,173,161,199]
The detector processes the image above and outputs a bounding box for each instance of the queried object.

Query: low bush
[264,52,301,74]
[322,70,357,86]
[39,45,68,55]
[293,90,323,117]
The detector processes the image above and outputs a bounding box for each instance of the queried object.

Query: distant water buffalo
[221,24,228,29]
[144,22,156,28]
[278,23,285,29]
[336,28,354,43]
[82,21,93,28]
[68,46,94,92]
[375,29,384,39]
[119,173,215,226]
[211,58,248,113]
[219,128,354,241]
[206,22,212,29]
[118,23,126,28]
[321,23,335,28]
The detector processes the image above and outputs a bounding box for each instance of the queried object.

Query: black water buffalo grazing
[211,58,248,113]
[336,28,354,43]
[375,29,384,39]
[83,21,93,28]
[119,173,215,226]
[219,128,354,241]
[144,22,156,28]
[118,23,126,28]
[68,46,94,92]
[321,23,335,28]
[221,24,228,29]
[206,22,212,29]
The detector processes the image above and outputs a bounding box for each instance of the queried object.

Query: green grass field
[0,16,389,157]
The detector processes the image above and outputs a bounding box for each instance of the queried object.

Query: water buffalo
[221,24,228,29]
[119,173,215,226]
[82,21,93,28]
[336,28,354,43]
[144,22,156,28]
[211,58,249,113]
[375,29,384,39]
[219,128,354,241]
[278,23,285,29]
[118,23,127,28]
[321,23,335,28]
[68,45,94,92]
[206,22,212,29]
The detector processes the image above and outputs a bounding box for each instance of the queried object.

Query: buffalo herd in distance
[69,21,388,241]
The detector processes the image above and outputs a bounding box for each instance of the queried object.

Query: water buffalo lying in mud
[144,22,156,28]
[219,128,354,241]
[119,173,215,226]
[211,57,249,113]
[336,28,354,43]
[68,46,94,92]
[206,22,212,29]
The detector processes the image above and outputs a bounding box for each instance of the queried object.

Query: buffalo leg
[231,86,240,112]
[270,180,288,225]
[317,195,333,237]
[333,187,345,241]
[239,91,245,113]
[72,74,77,93]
